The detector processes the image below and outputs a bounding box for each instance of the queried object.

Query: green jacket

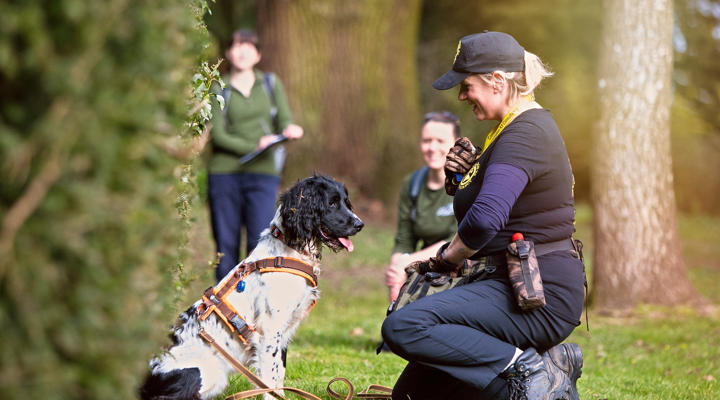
[393,172,457,254]
[208,69,294,175]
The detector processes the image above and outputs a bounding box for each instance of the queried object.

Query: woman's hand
[444,137,478,195]
[282,123,304,140]
[386,253,412,302]
[441,234,478,266]
[257,134,279,150]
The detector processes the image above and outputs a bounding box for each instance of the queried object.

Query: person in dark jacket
[381,31,585,400]
[208,29,303,282]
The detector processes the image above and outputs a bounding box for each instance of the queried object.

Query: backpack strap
[219,72,278,131]
[409,166,429,221]
[261,72,279,132]
[219,85,233,137]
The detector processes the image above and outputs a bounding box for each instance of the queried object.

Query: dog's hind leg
[195,354,234,400]
[139,367,202,400]
[149,338,235,400]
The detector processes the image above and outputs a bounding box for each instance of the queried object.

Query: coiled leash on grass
[326,377,392,399]
[199,329,392,400]
[222,378,391,400]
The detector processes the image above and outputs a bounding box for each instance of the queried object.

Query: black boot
[500,346,577,400]
[544,343,583,400]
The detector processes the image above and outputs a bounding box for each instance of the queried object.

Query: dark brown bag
[506,239,546,311]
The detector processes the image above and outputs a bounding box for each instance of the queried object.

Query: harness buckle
[230,315,248,335]
[274,256,284,268]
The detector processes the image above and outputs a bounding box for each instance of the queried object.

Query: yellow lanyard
[454,95,537,189]
[480,95,534,156]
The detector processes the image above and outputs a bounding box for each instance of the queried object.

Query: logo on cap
[453,40,462,64]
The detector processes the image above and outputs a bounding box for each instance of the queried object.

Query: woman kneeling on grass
[381,31,585,400]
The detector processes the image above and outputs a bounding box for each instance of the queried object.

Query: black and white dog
[140,175,363,400]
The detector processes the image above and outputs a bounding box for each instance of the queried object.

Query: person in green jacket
[384,112,460,302]
[208,29,303,282]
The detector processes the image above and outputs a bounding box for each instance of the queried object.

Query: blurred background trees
[255,0,423,201]
[204,0,719,213]
[1,0,719,398]
[672,0,720,213]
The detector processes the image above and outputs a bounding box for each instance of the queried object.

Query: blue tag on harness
[236,280,246,293]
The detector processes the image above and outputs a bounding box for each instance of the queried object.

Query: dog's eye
[329,196,341,208]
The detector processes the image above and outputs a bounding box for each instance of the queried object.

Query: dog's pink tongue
[338,237,354,252]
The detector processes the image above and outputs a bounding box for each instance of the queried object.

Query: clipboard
[238,135,289,165]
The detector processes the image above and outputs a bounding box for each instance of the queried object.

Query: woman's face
[420,120,456,171]
[226,41,261,71]
[458,74,504,121]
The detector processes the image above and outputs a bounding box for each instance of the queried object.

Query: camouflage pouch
[506,240,546,311]
[378,259,494,354]
[389,259,492,314]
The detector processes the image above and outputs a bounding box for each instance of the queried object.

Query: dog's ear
[279,177,326,249]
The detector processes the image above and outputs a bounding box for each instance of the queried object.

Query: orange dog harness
[196,256,317,344]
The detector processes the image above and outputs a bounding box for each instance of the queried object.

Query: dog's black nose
[353,218,364,231]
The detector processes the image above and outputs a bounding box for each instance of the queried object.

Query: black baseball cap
[432,31,525,90]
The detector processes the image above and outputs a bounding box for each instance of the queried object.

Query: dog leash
[222,380,391,400]
[221,377,392,400]
[199,329,391,400]
[199,329,287,400]
[326,377,393,399]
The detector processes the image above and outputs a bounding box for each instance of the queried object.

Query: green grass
[214,204,720,399]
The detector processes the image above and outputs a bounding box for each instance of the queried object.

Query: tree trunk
[592,0,701,311]
[257,0,422,201]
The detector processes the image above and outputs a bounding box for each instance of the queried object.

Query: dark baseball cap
[432,31,525,90]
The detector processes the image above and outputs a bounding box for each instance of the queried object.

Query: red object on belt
[512,232,524,242]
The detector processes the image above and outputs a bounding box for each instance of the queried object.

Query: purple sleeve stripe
[457,163,529,251]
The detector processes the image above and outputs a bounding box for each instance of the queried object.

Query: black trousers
[391,362,508,400]
[381,255,582,399]
[208,172,280,282]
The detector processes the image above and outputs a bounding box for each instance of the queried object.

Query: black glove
[444,137,478,196]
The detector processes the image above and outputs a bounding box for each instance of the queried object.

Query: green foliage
[215,205,719,399]
[190,60,224,136]
[0,1,214,398]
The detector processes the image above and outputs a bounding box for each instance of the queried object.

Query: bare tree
[592,0,701,310]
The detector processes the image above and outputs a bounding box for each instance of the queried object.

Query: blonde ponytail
[477,51,553,104]
[522,51,553,95]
